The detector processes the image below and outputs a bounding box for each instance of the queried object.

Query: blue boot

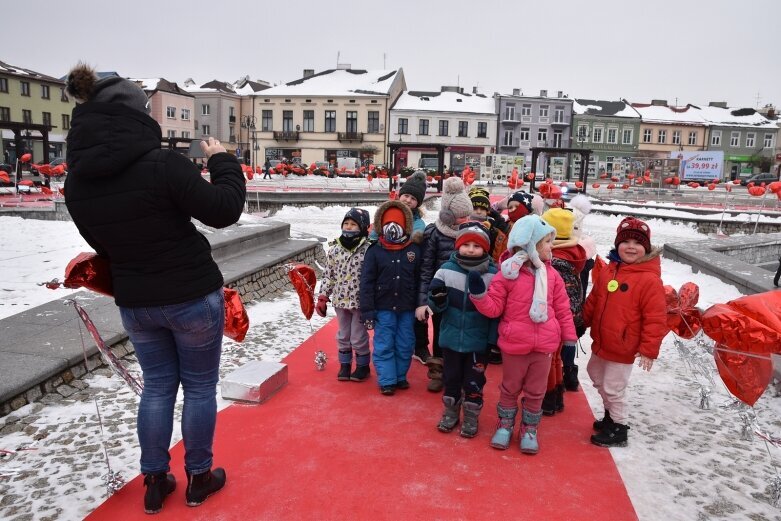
[490,405,517,450]
[520,409,542,455]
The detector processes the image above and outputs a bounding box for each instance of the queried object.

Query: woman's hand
[200,137,227,159]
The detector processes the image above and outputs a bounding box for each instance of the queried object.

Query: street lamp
[241,115,256,170]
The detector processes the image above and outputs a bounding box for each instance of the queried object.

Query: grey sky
[4,0,779,110]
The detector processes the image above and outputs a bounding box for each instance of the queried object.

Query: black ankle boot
[563,365,580,391]
[541,390,556,416]
[590,422,629,447]
[593,410,613,431]
[350,365,370,381]
[186,468,226,507]
[337,363,352,381]
[143,472,176,514]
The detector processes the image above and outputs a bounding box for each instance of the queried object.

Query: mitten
[430,286,448,307]
[364,319,375,331]
[467,271,486,297]
[491,194,509,211]
[315,294,329,318]
[575,324,587,338]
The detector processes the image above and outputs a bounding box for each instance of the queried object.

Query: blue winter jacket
[428,253,498,353]
[359,240,422,322]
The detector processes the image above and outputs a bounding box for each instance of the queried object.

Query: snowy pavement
[1,202,780,520]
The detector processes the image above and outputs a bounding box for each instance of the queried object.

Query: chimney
[441,85,460,93]
[708,101,728,108]
[540,89,548,97]
[768,107,776,119]
[336,63,351,70]
[557,90,563,98]
[303,69,314,78]
[651,99,668,106]
[472,86,478,94]
[512,88,521,96]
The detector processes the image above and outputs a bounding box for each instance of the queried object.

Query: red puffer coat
[583,248,668,363]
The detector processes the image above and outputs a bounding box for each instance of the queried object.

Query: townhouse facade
[250,68,406,167]
[132,78,195,144]
[631,101,709,160]
[184,80,245,158]
[0,60,76,164]
[570,99,641,178]
[388,87,496,174]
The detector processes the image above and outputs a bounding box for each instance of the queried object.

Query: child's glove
[315,294,329,317]
[467,271,486,297]
[430,287,448,307]
[576,324,587,338]
[491,194,510,211]
[364,319,375,331]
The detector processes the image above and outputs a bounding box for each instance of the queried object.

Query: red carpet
[87,318,637,520]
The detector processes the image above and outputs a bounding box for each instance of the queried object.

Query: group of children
[317,172,668,452]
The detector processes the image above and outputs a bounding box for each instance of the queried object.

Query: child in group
[469,215,577,454]
[540,207,588,415]
[583,216,667,447]
[490,190,544,261]
[428,222,498,438]
[316,208,372,381]
[417,177,475,391]
[370,170,427,242]
[360,200,422,395]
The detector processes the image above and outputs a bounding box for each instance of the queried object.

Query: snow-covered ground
[0,198,780,521]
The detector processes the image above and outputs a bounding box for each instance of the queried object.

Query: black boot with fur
[186,468,226,507]
[541,389,557,416]
[563,365,579,391]
[143,472,176,514]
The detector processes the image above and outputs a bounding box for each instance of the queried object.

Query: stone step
[208,221,292,263]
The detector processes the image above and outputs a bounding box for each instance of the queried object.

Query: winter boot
[460,401,482,438]
[413,345,430,365]
[337,363,352,381]
[350,365,370,382]
[593,410,613,431]
[541,390,557,416]
[143,472,176,514]
[490,405,518,450]
[563,365,580,391]
[426,357,444,392]
[185,468,226,507]
[437,396,462,432]
[555,384,565,413]
[591,422,629,447]
[487,347,503,365]
[520,409,543,455]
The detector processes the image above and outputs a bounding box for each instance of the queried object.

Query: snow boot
[143,472,176,514]
[185,468,226,507]
[437,395,462,432]
[563,364,580,391]
[379,385,395,396]
[490,405,518,450]
[593,410,614,431]
[487,347,503,365]
[337,363,352,381]
[520,409,543,455]
[460,401,482,438]
[591,422,629,447]
[350,365,370,382]
[555,384,565,413]
[541,389,557,416]
[426,357,444,392]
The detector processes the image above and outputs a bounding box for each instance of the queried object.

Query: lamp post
[241,115,256,171]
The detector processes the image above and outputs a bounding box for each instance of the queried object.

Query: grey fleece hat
[91,77,151,114]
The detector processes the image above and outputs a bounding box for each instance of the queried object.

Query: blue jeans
[372,310,415,387]
[119,289,224,475]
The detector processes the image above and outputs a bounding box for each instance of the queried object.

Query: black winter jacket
[417,223,456,306]
[360,241,422,322]
[64,101,246,307]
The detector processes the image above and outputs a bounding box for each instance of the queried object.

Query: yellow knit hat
[542,208,575,240]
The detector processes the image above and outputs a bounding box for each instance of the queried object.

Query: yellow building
[632,101,708,159]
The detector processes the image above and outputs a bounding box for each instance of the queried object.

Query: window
[41,85,50,99]
[503,130,514,146]
[504,105,515,120]
[398,117,408,134]
[419,118,429,135]
[730,131,739,147]
[672,130,681,145]
[21,81,30,96]
[538,128,548,143]
[229,106,235,117]
[607,128,617,144]
[438,120,448,136]
[539,105,549,117]
[0,78,7,93]
[283,110,293,131]
[622,128,633,145]
[592,127,603,143]
[229,126,235,142]
[554,106,565,123]
[643,129,652,143]
[325,110,336,132]
[458,121,468,137]
[22,109,32,123]
[577,125,589,142]
[201,124,210,136]
[167,130,176,138]
[745,132,755,148]
[520,127,530,141]
[367,111,379,133]
[764,133,775,149]
[477,122,487,138]
[657,129,666,144]
[166,106,176,119]
[521,104,531,116]
[182,131,190,139]
[346,111,358,133]
[181,108,190,120]
[553,130,562,148]
[688,131,697,146]
[261,110,272,131]
[42,112,51,127]
[711,130,721,146]
[201,104,210,116]
[303,110,314,132]
[60,88,68,102]
[0,107,9,121]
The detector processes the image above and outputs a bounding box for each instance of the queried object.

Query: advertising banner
[670,151,724,180]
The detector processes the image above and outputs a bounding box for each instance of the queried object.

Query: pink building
[131,78,195,141]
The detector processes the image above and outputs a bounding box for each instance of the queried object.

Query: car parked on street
[741,172,779,186]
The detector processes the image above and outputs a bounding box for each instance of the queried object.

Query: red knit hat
[455,222,491,253]
[615,217,651,253]
[381,206,405,227]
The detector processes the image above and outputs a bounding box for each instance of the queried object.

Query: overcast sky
[4,0,779,110]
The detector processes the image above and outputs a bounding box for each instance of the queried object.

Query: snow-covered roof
[697,105,777,129]
[630,103,708,125]
[259,69,399,97]
[0,60,63,83]
[182,80,238,95]
[392,90,495,115]
[131,78,162,90]
[573,99,640,118]
[129,78,193,97]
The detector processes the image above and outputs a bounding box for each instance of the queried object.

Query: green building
[570,99,641,178]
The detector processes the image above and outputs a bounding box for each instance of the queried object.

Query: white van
[337,157,360,171]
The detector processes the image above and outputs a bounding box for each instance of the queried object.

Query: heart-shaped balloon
[714,344,772,406]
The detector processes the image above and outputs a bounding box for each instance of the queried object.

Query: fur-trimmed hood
[374,199,414,238]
